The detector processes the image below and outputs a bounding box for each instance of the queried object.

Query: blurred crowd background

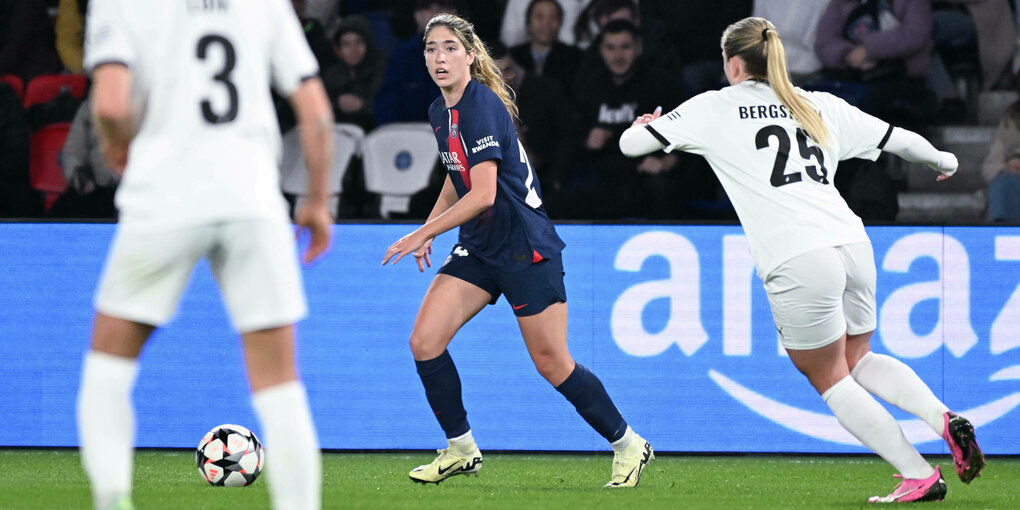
[3,0,1020,224]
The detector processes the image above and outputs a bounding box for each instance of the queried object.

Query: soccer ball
[196,424,264,487]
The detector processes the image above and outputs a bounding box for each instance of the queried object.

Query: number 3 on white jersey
[518,140,543,208]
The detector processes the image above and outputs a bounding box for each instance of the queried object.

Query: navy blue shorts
[437,244,567,317]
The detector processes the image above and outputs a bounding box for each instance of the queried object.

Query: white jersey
[645,80,891,278]
[84,0,318,228]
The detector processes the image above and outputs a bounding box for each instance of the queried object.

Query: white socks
[77,350,139,510]
[851,352,950,435]
[448,430,477,455]
[252,381,321,510]
[78,353,321,510]
[823,376,934,480]
[611,426,635,452]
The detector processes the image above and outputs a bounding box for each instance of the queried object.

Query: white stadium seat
[360,122,439,218]
[279,123,365,218]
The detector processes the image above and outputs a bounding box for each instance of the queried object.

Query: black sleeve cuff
[877,124,894,150]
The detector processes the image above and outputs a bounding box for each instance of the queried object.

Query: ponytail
[424,14,519,118]
[722,17,830,149]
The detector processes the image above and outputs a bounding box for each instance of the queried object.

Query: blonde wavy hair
[722,17,830,148]
[424,13,519,118]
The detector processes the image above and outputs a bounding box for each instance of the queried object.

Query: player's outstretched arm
[882,126,958,181]
[290,77,335,264]
[383,162,497,271]
[619,107,665,158]
[91,63,134,176]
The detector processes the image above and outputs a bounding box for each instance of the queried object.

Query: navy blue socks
[415,350,470,439]
[555,363,628,442]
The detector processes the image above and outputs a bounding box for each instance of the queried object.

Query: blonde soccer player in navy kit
[79,1,333,508]
[382,13,653,487]
[620,17,984,503]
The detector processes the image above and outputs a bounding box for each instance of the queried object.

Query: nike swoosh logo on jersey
[512,304,528,310]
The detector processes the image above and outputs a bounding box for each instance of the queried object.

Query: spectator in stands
[502,0,588,47]
[573,0,679,87]
[491,43,572,197]
[752,0,826,84]
[0,0,64,84]
[321,16,386,131]
[562,19,686,219]
[49,97,118,219]
[0,82,40,218]
[509,0,583,97]
[640,0,752,96]
[55,0,87,74]
[814,0,933,126]
[982,100,1020,222]
[373,0,456,125]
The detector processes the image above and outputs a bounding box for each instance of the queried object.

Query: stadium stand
[279,123,365,219]
[1,74,24,102]
[28,121,71,212]
[23,73,86,108]
[360,122,438,219]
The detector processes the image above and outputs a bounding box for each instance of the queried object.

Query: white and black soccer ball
[196,424,264,487]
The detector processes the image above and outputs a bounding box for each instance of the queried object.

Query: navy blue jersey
[428,79,565,271]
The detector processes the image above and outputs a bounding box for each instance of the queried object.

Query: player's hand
[631,106,662,126]
[934,151,958,181]
[413,238,434,273]
[295,199,333,264]
[382,229,432,272]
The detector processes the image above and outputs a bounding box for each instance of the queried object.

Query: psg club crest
[450,123,459,139]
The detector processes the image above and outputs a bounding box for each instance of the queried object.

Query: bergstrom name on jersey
[737,103,791,120]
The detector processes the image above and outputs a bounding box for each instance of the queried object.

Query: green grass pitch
[2,449,1018,509]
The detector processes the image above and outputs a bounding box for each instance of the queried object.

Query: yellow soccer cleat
[408,446,483,484]
[606,435,654,488]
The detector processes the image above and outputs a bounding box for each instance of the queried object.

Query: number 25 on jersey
[755,125,829,188]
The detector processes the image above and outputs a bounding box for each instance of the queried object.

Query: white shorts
[95,219,307,332]
[763,243,877,351]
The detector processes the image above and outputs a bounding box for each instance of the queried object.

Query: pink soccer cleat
[868,465,947,503]
[942,411,985,483]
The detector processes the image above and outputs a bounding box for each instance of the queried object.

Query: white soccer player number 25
[518,139,543,208]
[755,125,829,188]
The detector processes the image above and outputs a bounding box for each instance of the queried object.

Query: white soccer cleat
[408,446,483,484]
[605,434,654,488]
